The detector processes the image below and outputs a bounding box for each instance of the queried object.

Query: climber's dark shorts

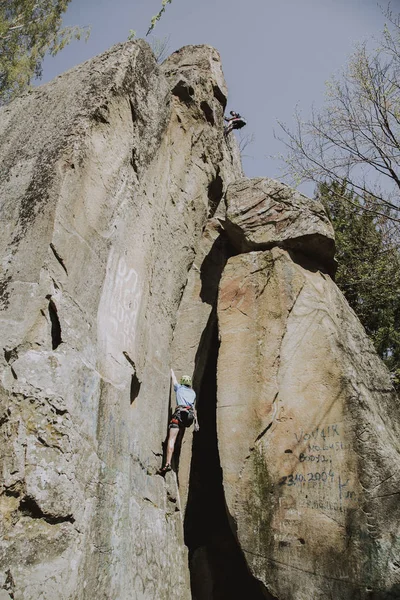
[169,407,189,429]
[232,118,246,130]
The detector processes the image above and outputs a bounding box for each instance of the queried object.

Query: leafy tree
[147,0,172,37]
[278,7,400,225]
[0,0,87,104]
[318,180,400,388]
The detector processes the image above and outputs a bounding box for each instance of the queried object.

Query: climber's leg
[165,425,180,467]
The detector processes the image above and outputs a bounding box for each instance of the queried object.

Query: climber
[224,110,247,135]
[159,369,199,474]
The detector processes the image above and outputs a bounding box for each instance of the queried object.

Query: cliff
[0,40,399,600]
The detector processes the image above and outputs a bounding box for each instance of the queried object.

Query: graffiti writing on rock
[294,424,340,443]
[277,422,358,516]
[107,251,141,349]
[279,469,335,487]
[299,453,331,464]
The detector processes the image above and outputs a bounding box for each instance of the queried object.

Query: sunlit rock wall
[1,34,399,600]
[217,179,400,600]
[0,40,241,600]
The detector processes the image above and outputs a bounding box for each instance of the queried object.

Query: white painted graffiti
[107,250,141,350]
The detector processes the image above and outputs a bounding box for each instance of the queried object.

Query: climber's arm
[171,368,178,387]
[193,404,199,432]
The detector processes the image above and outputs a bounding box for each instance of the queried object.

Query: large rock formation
[0,41,241,599]
[216,182,400,600]
[175,178,400,600]
[1,38,399,600]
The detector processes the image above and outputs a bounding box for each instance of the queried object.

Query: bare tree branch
[278,14,400,226]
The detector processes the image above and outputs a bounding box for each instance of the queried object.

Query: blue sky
[41,0,389,190]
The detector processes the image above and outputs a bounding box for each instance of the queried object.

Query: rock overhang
[221,177,337,276]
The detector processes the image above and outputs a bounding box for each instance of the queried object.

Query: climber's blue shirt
[174,384,196,407]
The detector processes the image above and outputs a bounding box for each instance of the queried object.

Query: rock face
[216,184,400,599]
[1,40,399,600]
[0,41,241,599]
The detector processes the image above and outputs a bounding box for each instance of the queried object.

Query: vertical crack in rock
[184,322,274,600]
[49,243,68,275]
[130,373,141,404]
[212,85,227,109]
[129,98,137,123]
[207,173,223,218]
[130,148,139,173]
[4,347,18,379]
[200,101,215,126]
[123,352,142,404]
[46,296,62,350]
[3,569,15,599]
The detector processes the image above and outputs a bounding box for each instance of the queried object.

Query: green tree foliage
[147,0,172,37]
[0,0,87,104]
[318,180,400,388]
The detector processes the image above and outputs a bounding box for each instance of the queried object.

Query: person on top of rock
[224,110,247,135]
[159,369,199,474]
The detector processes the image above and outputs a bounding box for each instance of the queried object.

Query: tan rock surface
[217,247,400,599]
[224,178,336,273]
[0,40,240,599]
[2,31,398,600]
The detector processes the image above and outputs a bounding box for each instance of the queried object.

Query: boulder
[223,177,336,274]
[217,247,400,599]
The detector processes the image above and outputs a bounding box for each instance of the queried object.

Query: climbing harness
[224,112,247,135]
[170,405,194,429]
[231,115,246,129]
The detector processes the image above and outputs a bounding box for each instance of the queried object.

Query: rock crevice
[184,321,272,600]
